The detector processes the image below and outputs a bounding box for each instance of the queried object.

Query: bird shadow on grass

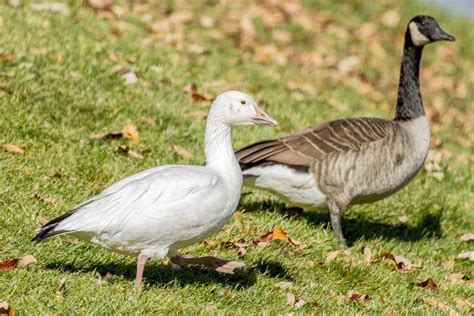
[45,258,289,289]
[242,199,442,246]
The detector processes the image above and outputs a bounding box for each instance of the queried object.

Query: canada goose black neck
[395,29,424,121]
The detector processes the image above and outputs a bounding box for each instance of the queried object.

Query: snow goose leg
[170,256,245,274]
[135,253,148,290]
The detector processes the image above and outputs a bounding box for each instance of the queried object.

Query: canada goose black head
[407,15,455,47]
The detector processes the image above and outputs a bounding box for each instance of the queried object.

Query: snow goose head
[408,15,455,47]
[209,91,278,127]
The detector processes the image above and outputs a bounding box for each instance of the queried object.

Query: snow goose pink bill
[33,91,277,290]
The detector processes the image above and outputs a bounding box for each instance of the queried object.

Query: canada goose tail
[235,139,285,170]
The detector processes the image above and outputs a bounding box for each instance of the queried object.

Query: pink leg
[170,256,245,274]
[135,253,148,290]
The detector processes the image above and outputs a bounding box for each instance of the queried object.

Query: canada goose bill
[236,15,455,247]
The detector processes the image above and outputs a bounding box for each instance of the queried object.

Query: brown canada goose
[235,16,455,246]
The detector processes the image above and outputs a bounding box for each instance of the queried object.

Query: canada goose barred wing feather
[236,117,397,169]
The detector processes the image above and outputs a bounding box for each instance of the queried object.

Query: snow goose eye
[241,100,246,105]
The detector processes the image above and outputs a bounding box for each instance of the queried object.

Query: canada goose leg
[327,200,347,248]
[170,255,245,274]
[135,253,148,290]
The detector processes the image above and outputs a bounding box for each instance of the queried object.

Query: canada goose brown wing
[236,117,395,168]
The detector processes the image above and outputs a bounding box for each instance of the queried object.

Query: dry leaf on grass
[423,298,459,316]
[254,228,301,249]
[115,145,143,159]
[337,290,370,304]
[453,297,474,312]
[443,259,455,270]
[0,144,25,154]
[457,251,474,261]
[233,211,244,226]
[140,116,156,128]
[398,215,409,223]
[185,111,208,120]
[183,84,213,104]
[112,67,138,85]
[86,0,113,11]
[170,144,194,159]
[122,124,140,144]
[17,255,36,267]
[89,131,123,140]
[416,278,438,292]
[221,240,249,257]
[325,250,342,264]
[460,233,474,242]
[0,259,19,271]
[287,292,306,308]
[56,277,67,299]
[7,0,21,7]
[0,255,36,271]
[380,252,420,271]
[447,273,468,284]
[29,2,70,15]
[274,281,293,290]
[0,301,14,316]
[362,246,374,264]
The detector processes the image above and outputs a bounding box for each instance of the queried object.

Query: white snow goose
[235,16,455,246]
[33,91,277,290]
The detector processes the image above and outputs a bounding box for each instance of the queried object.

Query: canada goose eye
[241,100,246,105]
[420,21,425,27]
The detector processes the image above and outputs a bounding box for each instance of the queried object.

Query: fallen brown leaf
[362,246,373,265]
[170,144,194,159]
[457,251,474,261]
[380,252,419,271]
[185,111,208,120]
[442,259,455,270]
[398,215,409,223]
[122,124,140,144]
[287,292,305,308]
[460,233,474,242]
[7,0,21,7]
[29,2,70,15]
[254,228,301,249]
[183,83,213,104]
[17,255,36,267]
[233,211,244,226]
[56,277,67,299]
[423,298,459,316]
[337,290,370,304]
[447,273,468,284]
[115,145,143,159]
[140,116,156,128]
[0,301,14,316]
[325,250,341,264]
[274,281,293,290]
[417,278,438,292]
[89,131,123,140]
[0,259,19,271]
[453,297,474,312]
[86,0,113,11]
[0,144,25,154]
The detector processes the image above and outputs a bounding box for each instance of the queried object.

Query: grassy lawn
[1,0,472,314]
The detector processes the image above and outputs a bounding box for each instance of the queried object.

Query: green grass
[1,0,473,314]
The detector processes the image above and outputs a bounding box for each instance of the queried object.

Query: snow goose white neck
[33,91,277,290]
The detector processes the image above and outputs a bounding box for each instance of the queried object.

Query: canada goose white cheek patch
[409,22,430,46]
